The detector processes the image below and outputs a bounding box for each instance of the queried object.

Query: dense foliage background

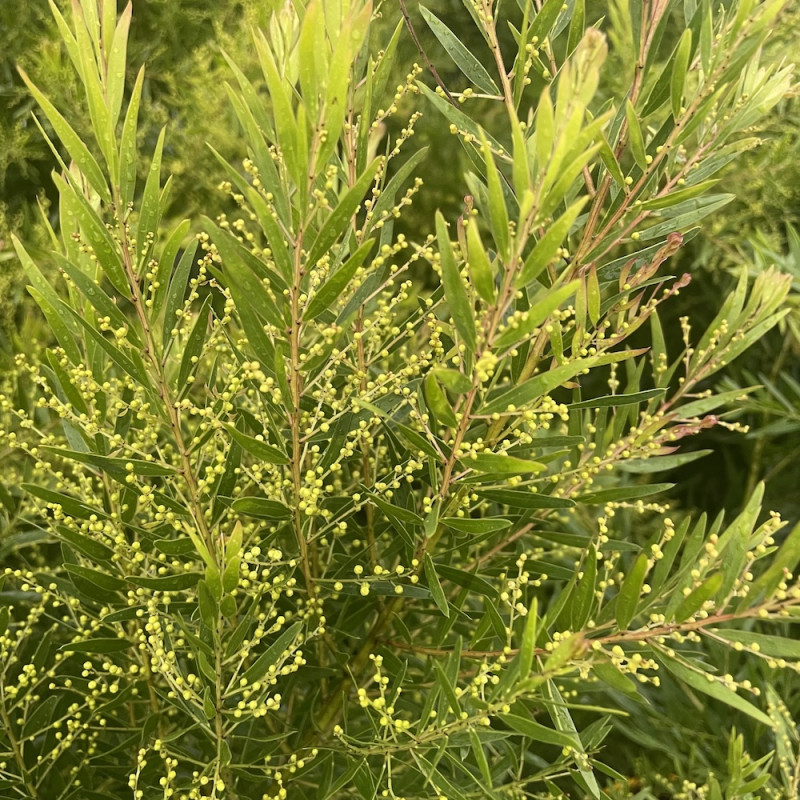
[0,1,798,798]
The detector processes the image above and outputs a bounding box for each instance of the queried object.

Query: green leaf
[119,65,144,210]
[519,597,538,679]
[369,147,429,226]
[177,295,212,390]
[712,629,800,660]
[419,6,499,96]
[481,356,597,416]
[253,32,300,188]
[640,180,720,210]
[543,680,601,798]
[568,388,665,410]
[671,29,692,119]
[65,564,125,592]
[23,484,105,520]
[746,521,800,607]
[465,218,496,304]
[436,564,498,599]
[305,238,375,321]
[673,572,724,623]
[126,573,202,592]
[62,303,150,385]
[230,497,292,520]
[26,287,82,365]
[616,552,649,631]
[241,621,303,684]
[579,483,673,505]
[223,425,289,465]
[41,447,176,476]
[468,728,493,787]
[528,0,569,43]
[479,130,510,261]
[571,549,597,630]
[436,211,477,354]
[424,555,450,618]
[495,280,581,350]
[478,489,575,509]
[434,661,462,716]
[640,194,734,241]
[535,89,555,174]
[424,373,458,429]
[223,556,240,594]
[618,449,712,473]
[433,368,473,394]
[466,453,546,474]
[625,99,647,170]
[22,696,59,738]
[60,637,132,653]
[162,240,199,350]
[51,252,140,347]
[106,2,131,128]
[441,517,511,534]
[307,159,381,268]
[500,712,579,748]
[417,83,503,153]
[659,653,773,728]
[18,67,111,203]
[517,198,588,286]
[55,525,114,561]
[136,126,166,263]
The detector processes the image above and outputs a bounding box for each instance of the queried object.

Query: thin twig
[398,0,459,108]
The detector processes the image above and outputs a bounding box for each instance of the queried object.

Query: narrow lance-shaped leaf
[152,219,191,321]
[61,302,150,385]
[543,680,601,798]
[424,374,458,429]
[519,597,538,678]
[436,211,477,355]
[465,218,496,304]
[18,67,111,203]
[106,2,131,127]
[625,98,647,170]
[304,238,375,321]
[70,2,115,170]
[136,126,166,265]
[253,30,300,189]
[223,424,290,465]
[659,653,773,728]
[419,6,500,96]
[424,555,450,618]
[177,294,212,390]
[500,713,579,749]
[52,173,129,296]
[495,280,580,350]
[673,572,723,623]
[307,158,381,268]
[616,552,649,631]
[671,29,692,119]
[480,130,510,262]
[119,65,144,210]
[517,198,587,286]
[162,240,199,351]
[481,356,597,416]
[51,252,141,347]
[467,453,546,474]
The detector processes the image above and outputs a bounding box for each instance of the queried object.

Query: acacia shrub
[1,1,799,798]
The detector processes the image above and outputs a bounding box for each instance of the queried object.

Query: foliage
[0,1,798,798]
